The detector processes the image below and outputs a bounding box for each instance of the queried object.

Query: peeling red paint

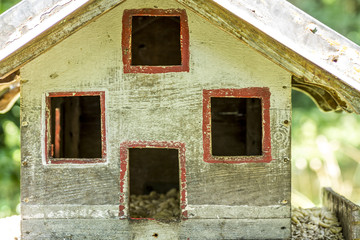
[119,144,128,217]
[122,9,189,74]
[202,88,272,163]
[119,141,187,219]
[182,210,188,219]
[45,91,107,164]
[119,205,125,217]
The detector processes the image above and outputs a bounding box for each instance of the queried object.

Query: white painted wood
[20,0,291,238]
[185,204,290,219]
[0,0,90,61]
[22,218,290,239]
[181,218,290,239]
[22,204,290,220]
[22,205,119,219]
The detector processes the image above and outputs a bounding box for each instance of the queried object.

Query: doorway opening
[129,147,180,220]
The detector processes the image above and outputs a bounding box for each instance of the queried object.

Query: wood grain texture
[22,218,290,239]
[20,0,292,238]
[181,219,290,239]
[21,166,120,205]
[20,0,291,207]
[22,205,119,219]
[185,205,290,219]
[22,219,130,240]
[22,204,290,220]
[323,187,360,240]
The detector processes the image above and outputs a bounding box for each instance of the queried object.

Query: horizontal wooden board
[22,219,129,240]
[22,204,290,220]
[185,204,290,219]
[22,205,119,219]
[22,218,290,239]
[181,218,290,239]
[21,166,120,205]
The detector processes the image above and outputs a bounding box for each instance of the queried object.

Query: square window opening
[131,16,181,66]
[49,95,102,159]
[122,9,189,73]
[211,97,262,156]
[129,148,180,220]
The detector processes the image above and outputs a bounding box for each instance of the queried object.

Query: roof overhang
[0,0,360,113]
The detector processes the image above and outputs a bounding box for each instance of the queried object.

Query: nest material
[292,207,344,240]
[129,188,180,219]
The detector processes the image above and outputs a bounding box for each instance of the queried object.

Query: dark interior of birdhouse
[211,97,262,156]
[131,16,181,66]
[49,96,102,158]
[129,148,180,219]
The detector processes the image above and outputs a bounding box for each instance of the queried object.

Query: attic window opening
[46,92,106,163]
[129,148,180,220]
[203,88,272,163]
[122,9,189,73]
[131,16,181,66]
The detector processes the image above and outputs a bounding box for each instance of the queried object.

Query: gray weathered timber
[21,219,130,240]
[185,205,290,219]
[22,205,119,219]
[22,218,290,239]
[180,219,290,239]
[0,0,65,49]
[22,204,290,220]
[21,164,120,205]
[323,187,360,240]
[19,0,292,238]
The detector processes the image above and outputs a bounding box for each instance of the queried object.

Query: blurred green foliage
[0,100,20,218]
[292,91,360,206]
[0,0,21,218]
[0,0,20,14]
[289,0,360,206]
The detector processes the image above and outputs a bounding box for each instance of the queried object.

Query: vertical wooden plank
[322,187,360,240]
[54,108,61,158]
[63,97,80,158]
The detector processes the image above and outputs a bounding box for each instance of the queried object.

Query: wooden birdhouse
[1,0,360,239]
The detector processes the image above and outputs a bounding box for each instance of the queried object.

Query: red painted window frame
[203,88,272,163]
[45,91,107,164]
[122,9,190,74]
[119,141,188,219]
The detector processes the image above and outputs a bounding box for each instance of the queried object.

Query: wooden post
[54,108,61,158]
[322,187,360,240]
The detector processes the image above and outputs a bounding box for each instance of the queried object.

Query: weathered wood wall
[20,0,292,238]
[323,187,360,240]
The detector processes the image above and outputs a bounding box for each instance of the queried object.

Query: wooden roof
[0,0,360,113]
